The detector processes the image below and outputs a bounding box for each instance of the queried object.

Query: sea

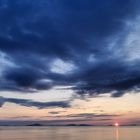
[0,126,139,140]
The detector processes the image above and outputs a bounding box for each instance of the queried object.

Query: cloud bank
[0,0,140,97]
[0,96,70,108]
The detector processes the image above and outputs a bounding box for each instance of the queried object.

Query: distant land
[0,123,139,127]
[26,123,93,127]
[26,124,140,127]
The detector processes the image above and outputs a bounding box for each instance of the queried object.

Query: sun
[114,122,119,127]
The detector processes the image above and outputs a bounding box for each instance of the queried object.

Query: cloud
[48,111,66,114]
[41,113,121,120]
[38,113,120,124]
[59,113,121,119]
[0,96,70,109]
[0,0,140,98]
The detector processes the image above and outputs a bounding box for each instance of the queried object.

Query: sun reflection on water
[115,127,119,140]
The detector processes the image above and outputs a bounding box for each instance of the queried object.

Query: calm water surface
[0,126,139,140]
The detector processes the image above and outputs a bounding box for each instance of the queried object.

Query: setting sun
[115,123,119,127]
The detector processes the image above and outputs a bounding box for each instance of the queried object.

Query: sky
[0,0,140,126]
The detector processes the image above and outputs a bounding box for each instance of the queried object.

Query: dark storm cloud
[0,97,70,108]
[3,67,53,92]
[0,0,140,97]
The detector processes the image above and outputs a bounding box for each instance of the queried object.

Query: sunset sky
[0,0,140,125]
